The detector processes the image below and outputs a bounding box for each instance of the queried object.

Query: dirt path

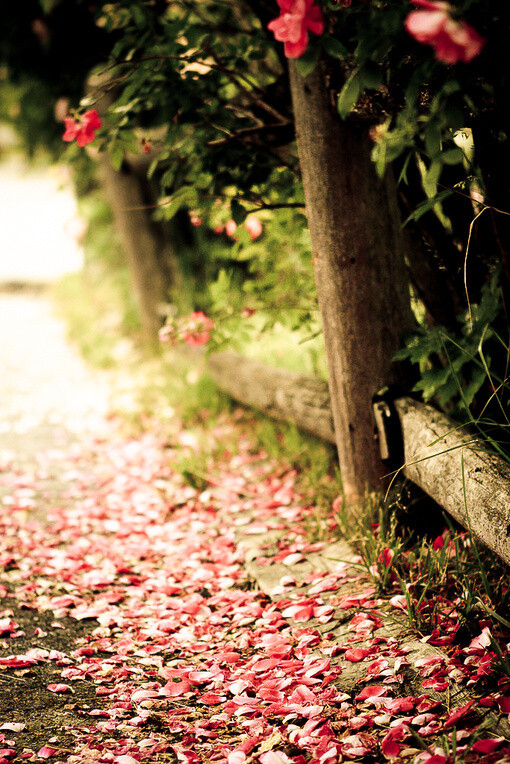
[0,156,83,284]
[0,289,112,520]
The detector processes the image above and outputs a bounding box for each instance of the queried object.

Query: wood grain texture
[395,396,510,565]
[288,61,413,501]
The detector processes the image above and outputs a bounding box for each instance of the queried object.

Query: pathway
[0,289,111,521]
[0,155,83,284]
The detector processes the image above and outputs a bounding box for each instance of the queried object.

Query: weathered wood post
[288,61,414,504]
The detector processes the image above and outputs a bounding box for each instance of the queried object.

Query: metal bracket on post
[372,387,405,467]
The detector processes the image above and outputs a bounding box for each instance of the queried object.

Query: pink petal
[444,700,475,728]
[345,648,371,662]
[405,9,449,43]
[37,748,57,760]
[342,733,377,758]
[355,685,388,700]
[47,683,73,693]
[0,724,25,732]
[471,738,504,754]
[389,595,408,610]
[259,753,293,764]
[252,658,280,672]
[227,753,247,764]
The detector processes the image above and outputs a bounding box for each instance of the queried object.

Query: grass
[332,485,510,681]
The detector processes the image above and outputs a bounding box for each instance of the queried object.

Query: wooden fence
[206,351,510,567]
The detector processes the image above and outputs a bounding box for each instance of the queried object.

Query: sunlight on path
[0,154,112,451]
[0,290,114,520]
[0,292,111,438]
[0,155,83,283]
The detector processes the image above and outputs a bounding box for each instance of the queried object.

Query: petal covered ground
[0,424,509,764]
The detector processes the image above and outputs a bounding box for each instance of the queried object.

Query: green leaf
[402,189,453,225]
[39,0,59,11]
[424,124,442,158]
[413,367,452,401]
[322,37,348,60]
[440,147,464,165]
[460,366,486,407]
[109,145,125,171]
[230,198,247,224]
[295,41,320,78]
[130,5,146,27]
[157,186,198,221]
[423,159,442,198]
[371,141,387,179]
[359,63,383,90]
[337,72,360,120]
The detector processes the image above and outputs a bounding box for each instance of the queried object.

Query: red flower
[181,312,215,346]
[268,0,324,59]
[405,1,485,64]
[62,109,101,147]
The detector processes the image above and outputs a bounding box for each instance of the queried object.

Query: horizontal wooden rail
[207,351,335,444]
[394,397,510,567]
[206,351,510,566]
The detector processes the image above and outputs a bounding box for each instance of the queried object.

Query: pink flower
[181,312,214,346]
[62,109,101,147]
[225,220,238,237]
[245,216,263,241]
[405,1,485,64]
[158,322,178,345]
[268,0,325,59]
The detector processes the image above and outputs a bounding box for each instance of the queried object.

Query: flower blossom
[405,0,485,64]
[245,216,263,241]
[181,312,215,346]
[268,0,324,59]
[62,109,101,147]
[225,220,238,237]
[159,311,215,347]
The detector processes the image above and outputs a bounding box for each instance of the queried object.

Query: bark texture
[288,62,414,502]
[395,396,510,566]
[207,352,335,443]
[99,158,177,344]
